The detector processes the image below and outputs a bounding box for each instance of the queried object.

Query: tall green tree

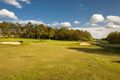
[0,22,11,38]
[106,31,120,44]
[0,22,93,41]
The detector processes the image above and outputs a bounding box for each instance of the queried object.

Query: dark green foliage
[106,31,120,44]
[0,22,11,38]
[0,22,92,41]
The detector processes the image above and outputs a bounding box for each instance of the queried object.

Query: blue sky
[0,0,120,23]
[0,0,120,38]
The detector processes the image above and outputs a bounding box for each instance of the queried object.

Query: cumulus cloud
[106,22,120,28]
[106,16,120,25]
[12,20,45,25]
[19,0,31,4]
[70,27,120,39]
[91,23,98,27]
[0,9,18,19]
[106,15,120,28]
[47,22,71,28]
[1,0,31,8]
[74,21,80,25]
[61,22,71,27]
[47,22,61,27]
[90,14,105,24]
[70,14,120,39]
[2,0,21,8]
[89,14,120,28]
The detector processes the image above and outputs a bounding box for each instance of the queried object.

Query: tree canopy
[0,22,93,41]
[106,31,120,44]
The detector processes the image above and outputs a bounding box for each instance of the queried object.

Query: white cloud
[91,23,98,27]
[61,22,71,27]
[89,14,120,28]
[1,0,31,8]
[90,14,105,24]
[0,9,18,19]
[82,14,120,38]
[70,27,120,39]
[74,21,80,25]
[2,0,22,8]
[47,22,72,28]
[106,15,120,25]
[20,0,31,4]
[106,22,120,28]
[0,21,3,23]
[47,22,61,27]
[106,15,120,28]
[85,22,90,26]
[13,20,45,25]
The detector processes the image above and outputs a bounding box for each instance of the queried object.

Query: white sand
[0,42,21,45]
[80,42,90,46]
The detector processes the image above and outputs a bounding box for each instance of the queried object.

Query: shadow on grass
[112,61,120,64]
[91,41,120,50]
[69,47,120,55]
[68,41,120,56]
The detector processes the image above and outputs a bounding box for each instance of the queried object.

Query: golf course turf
[0,38,120,80]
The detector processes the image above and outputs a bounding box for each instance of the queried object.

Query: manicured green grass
[0,38,120,80]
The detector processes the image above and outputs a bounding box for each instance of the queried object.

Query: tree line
[0,22,93,41]
[106,31,120,44]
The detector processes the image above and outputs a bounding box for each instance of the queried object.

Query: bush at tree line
[0,22,93,41]
[106,31,120,44]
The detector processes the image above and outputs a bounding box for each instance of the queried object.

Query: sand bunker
[0,42,21,45]
[80,42,91,46]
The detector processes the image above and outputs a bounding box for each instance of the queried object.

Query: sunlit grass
[0,38,120,80]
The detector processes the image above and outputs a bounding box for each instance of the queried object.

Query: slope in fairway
[0,38,120,80]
